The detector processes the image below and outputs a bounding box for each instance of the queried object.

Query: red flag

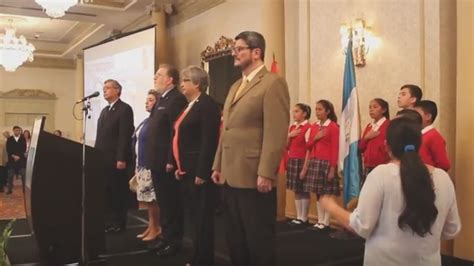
[271,52,279,73]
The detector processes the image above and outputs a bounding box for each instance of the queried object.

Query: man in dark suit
[145,64,187,256]
[95,79,134,233]
[6,126,26,194]
[172,66,220,266]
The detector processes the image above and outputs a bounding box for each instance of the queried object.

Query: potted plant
[0,219,15,266]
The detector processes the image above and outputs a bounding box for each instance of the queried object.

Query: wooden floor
[0,180,26,220]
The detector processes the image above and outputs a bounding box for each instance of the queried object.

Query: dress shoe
[105,226,124,234]
[149,239,167,251]
[6,190,12,195]
[0,187,4,193]
[155,244,178,257]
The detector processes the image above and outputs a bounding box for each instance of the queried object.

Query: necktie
[233,79,249,102]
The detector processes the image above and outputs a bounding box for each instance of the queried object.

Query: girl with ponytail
[305,100,340,231]
[320,117,461,266]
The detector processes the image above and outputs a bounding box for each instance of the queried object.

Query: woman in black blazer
[172,66,220,266]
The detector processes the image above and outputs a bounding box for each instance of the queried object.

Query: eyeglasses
[231,46,252,53]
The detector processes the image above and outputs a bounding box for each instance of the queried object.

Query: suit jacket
[145,87,187,173]
[95,98,134,165]
[212,67,290,188]
[6,135,27,169]
[173,93,220,180]
[0,137,7,167]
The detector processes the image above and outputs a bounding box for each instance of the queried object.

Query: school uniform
[286,121,311,193]
[419,125,451,171]
[304,120,340,196]
[358,117,390,185]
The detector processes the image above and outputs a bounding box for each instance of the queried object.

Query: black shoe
[150,239,167,252]
[0,187,4,193]
[6,190,12,195]
[155,244,178,257]
[105,226,124,234]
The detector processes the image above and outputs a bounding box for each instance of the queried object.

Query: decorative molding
[169,0,225,27]
[0,89,57,99]
[201,35,234,62]
[23,57,76,70]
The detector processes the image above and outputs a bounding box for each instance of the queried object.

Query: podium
[24,117,105,264]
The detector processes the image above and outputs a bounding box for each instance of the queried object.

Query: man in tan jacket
[0,130,10,193]
[212,31,290,266]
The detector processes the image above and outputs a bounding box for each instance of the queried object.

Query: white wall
[168,0,262,68]
[0,67,77,138]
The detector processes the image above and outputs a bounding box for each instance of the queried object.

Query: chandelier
[35,0,93,19]
[0,26,35,72]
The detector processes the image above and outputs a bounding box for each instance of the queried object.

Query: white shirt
[422,125,434,135]
[243,64,265,83]
[183,94,200,114]
[108,99,119,111]
[349,163,461,266]
[370,117,386,132]
[161,86,175,98]
[13,135,20,142]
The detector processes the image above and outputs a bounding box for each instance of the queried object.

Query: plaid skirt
[286,158,305,193]
[304,158,340,195]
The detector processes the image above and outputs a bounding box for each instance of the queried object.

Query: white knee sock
[323,210,331,226]
[295,199,302,220]
[300,198,310,222]
[316,200,323,224]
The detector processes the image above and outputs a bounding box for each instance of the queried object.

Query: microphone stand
[80,99,92,265]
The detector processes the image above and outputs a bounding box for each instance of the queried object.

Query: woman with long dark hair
[321,117,460,265]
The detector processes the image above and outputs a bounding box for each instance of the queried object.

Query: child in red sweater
[286,103,312,226]
[414,100,451,171]
[304,100,339,231]
[359,98,390,187]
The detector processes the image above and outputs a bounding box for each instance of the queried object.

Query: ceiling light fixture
[35,0,93,19]
[0,19,35,72]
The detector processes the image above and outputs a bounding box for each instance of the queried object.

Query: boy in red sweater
[397,84,423,109]
[415,100,451,171]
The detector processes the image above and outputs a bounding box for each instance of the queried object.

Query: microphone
[76,91,100,103]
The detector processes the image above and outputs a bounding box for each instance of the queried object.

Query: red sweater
[419,126,451,171]
[307,120,339,166]
[359,119,390,168]
[287,122,311,159]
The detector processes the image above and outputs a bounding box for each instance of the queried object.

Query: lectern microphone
[76,91,100,103]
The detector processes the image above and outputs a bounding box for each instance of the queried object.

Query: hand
[299,168,307,180]
[195,176,206,185]
[314,129,326,141]
[166,163,175,173]
[327,167,335,180]
[174,170,182,181]
[12,155,20,161]
[364,130,380,140]
[257,176,273,193]
[116,161,126,170]
[211,171,221,184]
[288,129,301,138]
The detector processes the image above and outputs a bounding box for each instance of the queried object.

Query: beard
[235,56,252,70]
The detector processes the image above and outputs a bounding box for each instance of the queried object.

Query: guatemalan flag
[339,40,362,207]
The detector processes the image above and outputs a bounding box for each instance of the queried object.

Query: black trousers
[180,174,216,266]
[153,171,183,246]
[105,167,129,229]
[223,184,277,266]
[0,166,7,187]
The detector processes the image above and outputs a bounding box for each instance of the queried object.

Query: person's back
[358,163,460,265]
